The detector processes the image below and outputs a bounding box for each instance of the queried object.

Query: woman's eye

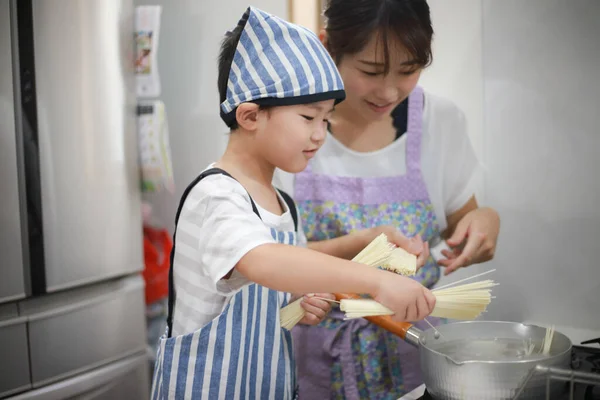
[360,70,380,77]
[301,115,314,121]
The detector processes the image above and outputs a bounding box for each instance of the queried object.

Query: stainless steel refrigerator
[1,0,149,398]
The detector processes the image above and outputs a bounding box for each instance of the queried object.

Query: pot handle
[334,293,414,340]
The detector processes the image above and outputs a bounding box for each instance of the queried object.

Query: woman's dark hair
[323,0,433,73]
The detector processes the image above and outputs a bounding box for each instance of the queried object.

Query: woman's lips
[366,100,395,114]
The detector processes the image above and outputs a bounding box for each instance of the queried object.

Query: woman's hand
[367,226,430,270]
[438,207,500,275]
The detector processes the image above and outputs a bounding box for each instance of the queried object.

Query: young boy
[150,6,435,400]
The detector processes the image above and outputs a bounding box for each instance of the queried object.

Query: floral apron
[293,86,443,399]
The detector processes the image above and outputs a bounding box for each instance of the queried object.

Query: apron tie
[323,310,369,400]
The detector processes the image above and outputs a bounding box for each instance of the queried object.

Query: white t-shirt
[274,92,482,232]
[171,169,307,337]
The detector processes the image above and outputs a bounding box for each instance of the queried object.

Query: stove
[404,340,600,400]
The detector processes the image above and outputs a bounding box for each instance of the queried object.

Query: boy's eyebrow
[307,104,335,113]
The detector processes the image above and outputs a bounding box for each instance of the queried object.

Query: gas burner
[416,387,600,400]
[581,338,600,347]
[573,344,600,375]
[416,388,600,400]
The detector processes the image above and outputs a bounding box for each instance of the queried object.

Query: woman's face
[333,33,422,121]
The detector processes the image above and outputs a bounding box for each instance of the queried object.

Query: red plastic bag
[142,226,172,305]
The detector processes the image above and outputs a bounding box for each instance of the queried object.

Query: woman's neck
[330,102,397,153]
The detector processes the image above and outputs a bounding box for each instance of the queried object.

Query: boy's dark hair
[218,23,243,130]
[218,20,271,130]
[323,0,433,74]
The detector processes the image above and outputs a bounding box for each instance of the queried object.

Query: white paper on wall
[137,101,174,193]
[135,6,162,98]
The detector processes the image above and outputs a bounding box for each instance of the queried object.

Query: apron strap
[276,188,298,232]
[405,86,425,175]
[166,167,261,337]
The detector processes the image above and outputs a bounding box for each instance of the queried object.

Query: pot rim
[418,320,573,366]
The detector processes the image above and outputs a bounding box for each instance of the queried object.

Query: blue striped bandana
[220,6,346,126]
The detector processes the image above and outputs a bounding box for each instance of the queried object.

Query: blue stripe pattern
[239,284,255,399]
[221,6,344,115]
[191,324,211,394]
[224,297,242,399]
[150,225,297,399]
[174,335,192,399]
[207,316,227,397]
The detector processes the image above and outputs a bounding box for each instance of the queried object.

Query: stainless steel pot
[333,294,572,400]
[408,321,572,400]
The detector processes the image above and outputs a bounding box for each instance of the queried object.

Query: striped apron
[151,168,298,399]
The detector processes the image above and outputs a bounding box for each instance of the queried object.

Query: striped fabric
[169,172,280,337]
[220,6,345,125]
[151,228,297,400]
[151,168,299,399]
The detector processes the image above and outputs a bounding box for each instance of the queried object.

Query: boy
[151,7,435,399]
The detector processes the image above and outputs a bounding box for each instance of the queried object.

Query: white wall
[480,0,600,343]
[419,0,484,173]
[136,0,288,231]
[425,0,600,342]
[290,0,320,33]
[419,0,488,288]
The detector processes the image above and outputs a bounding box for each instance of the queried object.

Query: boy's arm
[237,243,379,295]
[235,243,435,322]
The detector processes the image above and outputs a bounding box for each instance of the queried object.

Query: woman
[274,0,501,398]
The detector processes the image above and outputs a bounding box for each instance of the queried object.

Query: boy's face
[256,100,335,173]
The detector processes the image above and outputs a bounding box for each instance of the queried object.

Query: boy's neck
[216,132,275,189]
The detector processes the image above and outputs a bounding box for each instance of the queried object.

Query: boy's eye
[301,115,314,121]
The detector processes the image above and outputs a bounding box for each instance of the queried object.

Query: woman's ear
[235,103,261,131]
[318,29,328,48]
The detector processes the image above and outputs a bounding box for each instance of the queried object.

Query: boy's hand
[374,274,436,322]
[291,293,335,325]
[366,226,430,271]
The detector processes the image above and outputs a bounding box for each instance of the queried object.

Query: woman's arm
[306,229,373,260]
[307,226,430,267]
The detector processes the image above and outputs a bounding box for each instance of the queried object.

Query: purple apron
[293,86,443,400]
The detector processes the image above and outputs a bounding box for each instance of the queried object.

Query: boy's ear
[235,103,261,131]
